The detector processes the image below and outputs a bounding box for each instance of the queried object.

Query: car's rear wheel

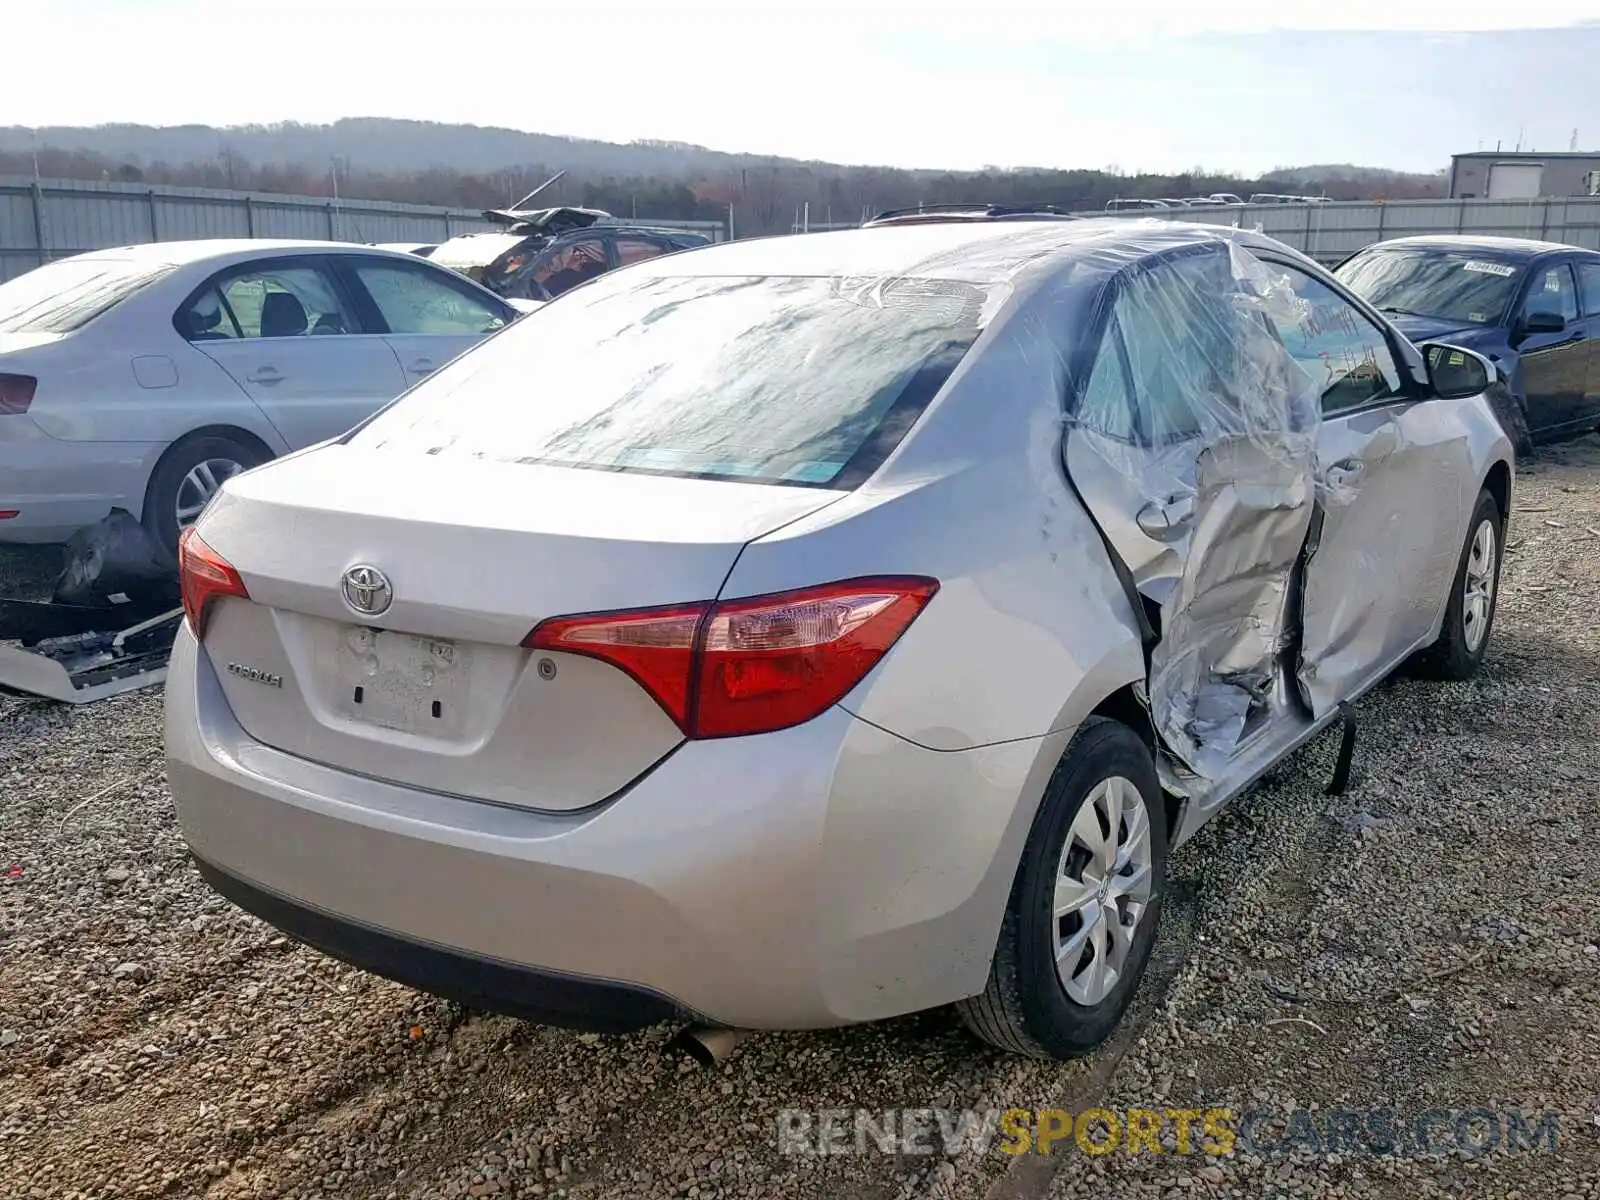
[1414,487,1503,681]
[143,433,267,564]
[958,717,1167,1060]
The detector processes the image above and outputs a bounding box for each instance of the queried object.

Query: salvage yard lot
[3,435,1599,1200]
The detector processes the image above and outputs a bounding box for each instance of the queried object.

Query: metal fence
[0,176,727,281]
[1092,196,1600,263]
[8,177,1597,283]
[785,197,1600,262]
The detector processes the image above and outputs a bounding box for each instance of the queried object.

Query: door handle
[246,368,283,386]
[1325,457,1366,486]
[409,359,435,375]
[1135,494,1194,542]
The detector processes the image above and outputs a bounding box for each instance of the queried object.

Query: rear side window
[352,273,993,489]
[180,262,358,340]
[1076,314,1138,441]
[1109,253,1226,442]
[0,257,174,333]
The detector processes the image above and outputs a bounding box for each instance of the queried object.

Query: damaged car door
[1064,242,1476,806]
[1062,243,1322,784]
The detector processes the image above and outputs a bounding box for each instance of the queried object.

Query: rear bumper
[165,625,1066,1031]
[191,854,682,1032]
[0,432,156,544]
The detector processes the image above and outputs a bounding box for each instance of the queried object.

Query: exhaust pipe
[669,1025,753,1067]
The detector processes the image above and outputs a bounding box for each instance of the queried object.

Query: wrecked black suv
[428,206,711,302]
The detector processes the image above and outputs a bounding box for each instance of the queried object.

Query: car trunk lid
[193,443,843,811]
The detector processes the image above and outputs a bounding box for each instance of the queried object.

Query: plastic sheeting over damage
[1061,234,1330,782]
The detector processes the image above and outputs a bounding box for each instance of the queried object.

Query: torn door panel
[1060,236,1325,780]
[1147,436,1315,777]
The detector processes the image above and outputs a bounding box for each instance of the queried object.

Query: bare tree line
[0,120,1446,239]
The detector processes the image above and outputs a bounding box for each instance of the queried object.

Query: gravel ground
[2,435,1598,1200]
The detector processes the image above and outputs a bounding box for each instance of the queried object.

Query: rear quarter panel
[718,294,1149,1015]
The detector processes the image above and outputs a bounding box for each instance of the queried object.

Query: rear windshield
[352,273,993,489]
[0,257,174,334]
[1335,249,1523,325]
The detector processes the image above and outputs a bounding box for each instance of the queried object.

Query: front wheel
[958,717,1167,1059]
[1414,487,1503,681]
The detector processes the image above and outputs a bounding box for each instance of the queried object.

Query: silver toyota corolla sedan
[165,216,1512,1060]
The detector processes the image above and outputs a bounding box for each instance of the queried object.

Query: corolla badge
[226,662,283,688]
[341,564,393,617]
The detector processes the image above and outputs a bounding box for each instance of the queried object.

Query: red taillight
[178,528,248,638]
[526,601,708,730]
[526,576,939,739]
[0,374,36,415]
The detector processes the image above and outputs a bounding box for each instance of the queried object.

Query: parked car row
[1102,193,1327,211]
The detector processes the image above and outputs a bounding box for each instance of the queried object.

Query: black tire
[1414,487,1503,681]
[958,717,1167,1060]
[142,433,267,565]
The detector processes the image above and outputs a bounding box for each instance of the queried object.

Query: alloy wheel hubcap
[1462,518,1497,653]
[1052,775,1154,1007]
[176,458,244,529]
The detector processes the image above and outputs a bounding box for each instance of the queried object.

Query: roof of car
[67,238,421,268]
[1364,235,1597,260]
[644,218,1266,285]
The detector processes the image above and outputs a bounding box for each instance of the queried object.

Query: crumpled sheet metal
[1147,437,1315,778]
[1061,233,1327,778]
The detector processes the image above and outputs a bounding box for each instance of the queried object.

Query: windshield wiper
[1377,305,1430,318]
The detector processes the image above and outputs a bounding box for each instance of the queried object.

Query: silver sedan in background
[0,239,518,556]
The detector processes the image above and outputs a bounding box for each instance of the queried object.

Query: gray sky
[11,1,1600,175]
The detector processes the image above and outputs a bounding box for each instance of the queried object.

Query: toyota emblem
[341,564,393,617]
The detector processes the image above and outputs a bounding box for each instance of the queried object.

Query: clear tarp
[1057,232,1329,780]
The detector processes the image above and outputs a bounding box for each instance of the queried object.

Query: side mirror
[1521,309,1567,335]
[1421,343,1492,400]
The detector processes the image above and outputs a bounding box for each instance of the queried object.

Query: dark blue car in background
[1335,235,1600,454]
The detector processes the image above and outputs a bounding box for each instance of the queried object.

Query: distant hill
[1265,162,1446,190]
[0,119,1448,237]
[0,119,794,181]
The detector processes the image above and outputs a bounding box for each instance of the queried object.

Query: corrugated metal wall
[8,178,1599,282]
[1101,196,1600,263]
[0,177,728,281]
